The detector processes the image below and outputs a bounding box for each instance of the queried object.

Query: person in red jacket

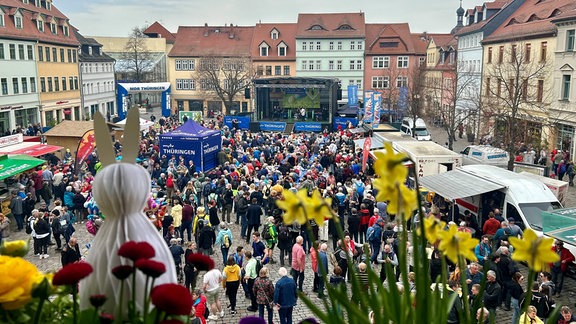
[482,212,501,241]
[192,289,208,324]
[550,240,575,297]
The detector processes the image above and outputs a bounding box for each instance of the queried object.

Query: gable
[560,63,574,72]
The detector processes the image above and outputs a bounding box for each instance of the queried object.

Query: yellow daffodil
[307,190,334,226]
[422,216,446,244]
[437,224,479,264]
[0,255,42,310]
[509,228,559,272]
[276,188,311,225]
[384,183,418,220]
[373,142,408,185]
[0,240,29,257]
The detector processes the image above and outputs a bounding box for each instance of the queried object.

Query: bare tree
[121,26,154,83]
[406,63,427,137]
[378,65,404,123]
[196,56,254,115]
[482,41,555,170]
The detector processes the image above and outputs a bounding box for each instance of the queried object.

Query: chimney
[229,23,235,39]
[204,23,208,36]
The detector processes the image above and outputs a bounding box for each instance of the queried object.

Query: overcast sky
[55,0,468,37]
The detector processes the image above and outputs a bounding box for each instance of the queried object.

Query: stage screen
[280,88,320,109]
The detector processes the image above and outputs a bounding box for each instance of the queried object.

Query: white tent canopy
[114,118,154,131]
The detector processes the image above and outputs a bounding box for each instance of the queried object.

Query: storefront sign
[0,134,23,148]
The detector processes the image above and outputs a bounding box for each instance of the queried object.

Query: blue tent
[159,120,221,172]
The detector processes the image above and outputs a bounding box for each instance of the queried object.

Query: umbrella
[0,154,45,180]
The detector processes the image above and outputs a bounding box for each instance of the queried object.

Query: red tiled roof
[0,0,79,46]
[364,23,415,55]
[169,25,254,57]
[250,23,297,61]
[457,1,512,36]
[410,34,429,54]
[484,0,576,44]
[476,6,484,13]
[296,13,366,39]
[428,34,455,49]
[144,21,176,44]
[551,7,576,22]
[485,1,508,10]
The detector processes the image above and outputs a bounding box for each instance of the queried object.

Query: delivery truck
[392,140,462,178]
[460,145,510,168]
[519,172,569,204]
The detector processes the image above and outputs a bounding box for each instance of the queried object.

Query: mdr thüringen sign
[117,82,171,119]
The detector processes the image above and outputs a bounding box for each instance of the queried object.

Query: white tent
[113,118,154,131]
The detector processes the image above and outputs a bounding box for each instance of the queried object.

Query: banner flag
[363,91,374,123]
[373,92,382,127]
[347,85,358,108]
[74,129,95,173]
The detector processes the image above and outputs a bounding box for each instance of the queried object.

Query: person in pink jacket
[291,235,306,291]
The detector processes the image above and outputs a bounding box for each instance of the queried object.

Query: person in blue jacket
[274,267,297,324]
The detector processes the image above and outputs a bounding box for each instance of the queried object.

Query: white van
[400,117,431,141]
[460,145,510,168]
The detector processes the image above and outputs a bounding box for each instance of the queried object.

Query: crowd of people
[5,113,576,324]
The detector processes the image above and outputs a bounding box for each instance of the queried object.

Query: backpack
[560,163,567,174]
[262,224,272,240]
[202,183,212,197]
[366,226,376,242]
[223,233,231,248]
[264,185,271,197]
[355,182,365,196]
[317,176,327,189]
[25,218,32,234]
[278,225,289,240]
[370,225,383,243]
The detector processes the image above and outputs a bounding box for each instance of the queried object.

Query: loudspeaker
[337,88,342,100]
[249,122,259,132]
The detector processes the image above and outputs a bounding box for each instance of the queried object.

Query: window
[50,22,57,34]
[69,77,73,90]
[72,50,77,63]
[350,60,356,70]
[11,78,18,94]
[0,78,7,95]
[540,42,547,62]
[260,45,268,56]
[45,46,50,61]
[283,66,290,75]
[67,49,72,62]
[256,65,263,75]
[52,47,57,61]
[47,77,52,91]
[562,75,571,100]
[275,66,281,75]
[54,77,59,91]
[511,44,517,62]
[15,16,22,29]
[568,30,575,52]
[60,48,64,62]
[487,47,493,63]
[30,77,36,93]
[372,76,389,89]
[40,77,46,92]
[18,44,24,60]
[496,78,501,97]
[337,60,342,70]
[357,41,363,50]
[271,30,278,39]
[356,60,362,69]
[175,79,195,90]
[316,42,321,50]
[278,46,286,56]
[315,60,321,70]
[21,77,27,93]
[301,60,307,70]
[27,45,33,60]
[9,44,15,60]
[0,44,3,59]
[498,46,504,64]
[329,41,334,50]
[328,60,334,70]
[265,66,272,75]
[522,78,528,101]
[396,76,408,88]
[302,42,307,51]
[0,13,4,27]
[308,61,314,70]
[74,76,78,90]
[200,79,215,91]
[419,57,426,67]
[397,56,408,68]
[37,19,44,32]
[61,77,66,91]
[508,78,514,99]
[350,41,355,50]
[485,78,491,96]
[63,26,69,37]
[537,79,544,102]
[357,80,362,89]
[525,43,531,62]
[337,41,342,50]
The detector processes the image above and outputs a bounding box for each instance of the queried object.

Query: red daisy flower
[99,312,114,324]
[117,241,155,262]
[52,262,93,286]
[150,283,192,315]
[185,253,215,271]
[89,294,107,308]
[111,265,134,281]
[135,259,166,278]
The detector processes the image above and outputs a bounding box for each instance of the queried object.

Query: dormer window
[23,0,29,4]
[259,42,269,56]
[88,47,92,55]
[309,24,325,31]
[14,13,23,29]
[63,25,69,36]
[0,10,5,27]
[277,41,287,56]
[336,24,354,30]
[270,28,279,40]
[36,18,44,32]
[50,20,57,34]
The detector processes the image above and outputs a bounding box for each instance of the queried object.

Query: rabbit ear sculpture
[79,109,177,317]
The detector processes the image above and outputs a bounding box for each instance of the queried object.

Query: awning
[114,117,154,131]
[354,137,385,150]
[0,154,45,180]
[0,142,63,157]
[418,169,506,201]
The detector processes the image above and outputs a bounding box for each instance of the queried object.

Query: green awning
[543,207,576,244]
[0,154,45,180]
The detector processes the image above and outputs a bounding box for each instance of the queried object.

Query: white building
[76,31,116,120]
